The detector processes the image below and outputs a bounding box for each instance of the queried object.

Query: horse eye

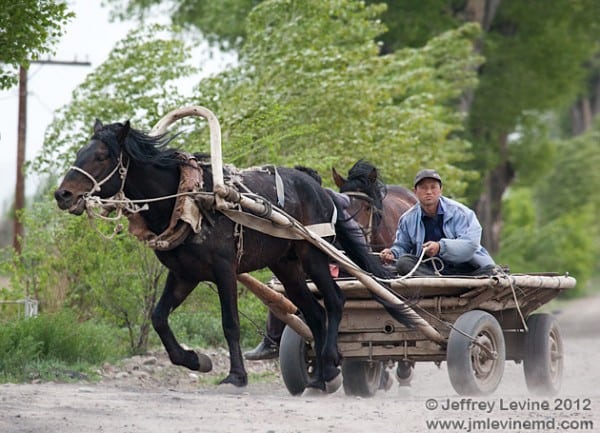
[95,149,110,161]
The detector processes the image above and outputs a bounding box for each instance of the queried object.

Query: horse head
[332,159,379,194]
[54,120,131,215]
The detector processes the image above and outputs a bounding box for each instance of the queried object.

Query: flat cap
[414,169,442,187]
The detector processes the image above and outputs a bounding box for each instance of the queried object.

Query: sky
[0,1,235,212]
[0,2,133,210]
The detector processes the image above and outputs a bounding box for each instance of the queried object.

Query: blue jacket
[389,196,495,268]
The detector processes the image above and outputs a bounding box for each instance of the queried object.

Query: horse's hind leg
[152,272,212,372]
[302,251,345,390]
[213,267,248,387]
[270,260,332,391]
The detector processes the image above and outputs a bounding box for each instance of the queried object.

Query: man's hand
[422,241,440,257]
[379,248,396,264]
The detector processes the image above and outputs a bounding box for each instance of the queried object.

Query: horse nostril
[54,189,72,203]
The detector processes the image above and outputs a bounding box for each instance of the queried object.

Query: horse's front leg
[152,272,212,372]
[214,268,248,387]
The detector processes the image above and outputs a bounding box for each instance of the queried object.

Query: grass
[0,310,124,383]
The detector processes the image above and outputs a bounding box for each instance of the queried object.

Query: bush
[0,310,125,382]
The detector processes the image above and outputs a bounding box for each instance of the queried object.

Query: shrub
[0,310,125,382]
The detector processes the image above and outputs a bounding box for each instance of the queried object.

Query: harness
[344,191,376,245]
[73,153,336,251]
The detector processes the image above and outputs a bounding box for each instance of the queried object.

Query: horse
[332,159,417,251]
[54,120,419,393]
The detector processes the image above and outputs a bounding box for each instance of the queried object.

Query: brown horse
[332,160,417,251]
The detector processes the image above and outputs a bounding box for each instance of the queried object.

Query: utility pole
[13,66,27,253]
[13,59,91,254]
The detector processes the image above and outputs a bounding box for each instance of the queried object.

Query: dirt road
[1,294,599,433]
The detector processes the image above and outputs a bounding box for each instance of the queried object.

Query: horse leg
[302,251,345,391]
[213,267,248,387]
[152,272,212,372]
[270,261,329,391]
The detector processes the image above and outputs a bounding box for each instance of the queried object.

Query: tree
[4,200,166,353]
[0,0,73,89]
[192,1,482,195]
[116,0,600,256]
[104,0,253,49]
[34,24,198,176]
[9,24,198,354]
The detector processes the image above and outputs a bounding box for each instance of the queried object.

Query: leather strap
[221,208,335,240]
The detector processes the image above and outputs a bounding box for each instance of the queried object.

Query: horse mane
[294,165,322,185]
[340,159,386,227]
[94,122,183,168]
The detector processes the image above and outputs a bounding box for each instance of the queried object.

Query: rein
[344,191,375,245]
[74,152,212,215]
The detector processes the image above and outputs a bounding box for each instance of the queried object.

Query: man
[380,169,496,276]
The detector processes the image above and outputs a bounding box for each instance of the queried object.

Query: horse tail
[328,191,418,329]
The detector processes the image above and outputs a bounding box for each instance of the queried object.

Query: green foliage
[507,113,558,187]
[0,0,73,89]
[33,23,198,176]
[499,185,597,294]
[5,198,165,354]
[193,0,482,196]
[366,0,462,50]
[0,310,123,382]
[104,0,255,48]
[534,126,600,225]
[5,196,271,354]
[468,0,600,172]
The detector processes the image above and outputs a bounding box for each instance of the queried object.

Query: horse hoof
[196,352,213,372]
[325,373,343,394]
[219,373,248,387]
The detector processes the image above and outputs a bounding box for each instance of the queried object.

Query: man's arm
[438,207,482,263]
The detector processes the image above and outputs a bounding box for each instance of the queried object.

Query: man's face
[414,178,442,208]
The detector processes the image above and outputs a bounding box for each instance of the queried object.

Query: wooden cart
[149,106,576,397]
[269,272,576,397]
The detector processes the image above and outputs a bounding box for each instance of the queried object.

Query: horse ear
[117,120,131,144]
[93,119,103,133]
[367,167,378,184]
[332,167,346,188]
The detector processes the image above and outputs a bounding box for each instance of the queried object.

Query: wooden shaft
[217,185,445,344]
[237,273,313,340]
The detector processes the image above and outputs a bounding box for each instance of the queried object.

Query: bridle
[69,152,128,197]
[68,152,150,235]
[344,191,375,245]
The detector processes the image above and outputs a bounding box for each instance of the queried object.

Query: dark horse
[54,120,418,392]
[332,159,417,251]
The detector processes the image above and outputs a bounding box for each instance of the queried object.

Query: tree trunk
[458,1,506,255]
[474,133,514,254]
[570,72,600,135]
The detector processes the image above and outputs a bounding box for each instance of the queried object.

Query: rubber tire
[523,313,563,395]
[447,310,506,396]
[342,360,383,397]
[279,325,314,396]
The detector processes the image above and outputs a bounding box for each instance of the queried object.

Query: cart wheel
[279,325,315,395]
[396,360,414,387]
[447,310,505,396]
[523,313,563,395]
[342,359,383,397]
